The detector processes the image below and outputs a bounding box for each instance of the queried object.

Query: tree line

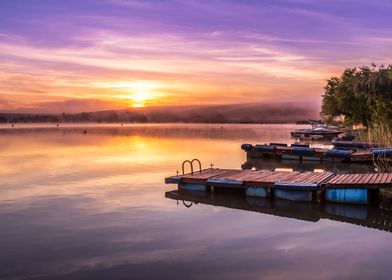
[0,103,318,124]
[322,64,392,128]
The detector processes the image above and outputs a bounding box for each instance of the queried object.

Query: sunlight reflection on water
[0,124,391,280]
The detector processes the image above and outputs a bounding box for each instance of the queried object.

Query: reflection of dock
[166,189,320,222]
[165,190,392,232]
[324,203,392,232]
[242,157,375,173]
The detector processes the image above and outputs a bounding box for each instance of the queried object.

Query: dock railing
[181,159,202,175]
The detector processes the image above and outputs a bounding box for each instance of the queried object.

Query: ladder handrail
[181,159,202,175]
[182,160,193,175]
[191,159,202,173]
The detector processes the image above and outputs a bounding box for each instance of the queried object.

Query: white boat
[291,120,343,140]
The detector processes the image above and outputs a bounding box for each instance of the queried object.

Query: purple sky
[1,0,391,113]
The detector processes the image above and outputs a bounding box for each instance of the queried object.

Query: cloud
[0,98,123,114]
[0,28,332,113]
[0,0,391,113]
[109,0,155,9]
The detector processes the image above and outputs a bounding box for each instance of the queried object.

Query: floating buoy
[83,130,87,134]
[326,149,351,159]
[241,143,252,151]
[255,144,276,152]
[56,123,59,127]
[11,124,14,127]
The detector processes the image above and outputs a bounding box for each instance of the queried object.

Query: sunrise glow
[0,1,391,113]
[1,2,392,279]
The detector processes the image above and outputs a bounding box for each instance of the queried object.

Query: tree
[321,64,392,128]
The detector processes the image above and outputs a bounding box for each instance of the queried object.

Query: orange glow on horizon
[0,33,332,113]
[1,1,391,114]
[94,81,166,108]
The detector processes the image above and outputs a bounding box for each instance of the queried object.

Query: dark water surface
[1,123,391,280]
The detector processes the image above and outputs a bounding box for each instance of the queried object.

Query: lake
[1,123,392,280]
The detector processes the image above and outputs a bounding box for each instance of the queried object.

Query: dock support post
[269,188,274,199]
[316,190,323,202]
[368,189,380,205]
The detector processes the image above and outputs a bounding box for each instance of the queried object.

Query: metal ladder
[177,159,203,208]
[181,158,202,175]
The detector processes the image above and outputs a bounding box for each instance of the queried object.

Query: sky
[0,0,391,113]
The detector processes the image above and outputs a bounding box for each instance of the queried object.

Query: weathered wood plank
[362,173,373,184]
[380,173,389,184]
[167,168,392,189]
[353,174,366,184]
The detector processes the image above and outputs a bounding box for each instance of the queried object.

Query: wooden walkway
[327,173,392,189]
[165,168,392,190]
[243,144,384,163]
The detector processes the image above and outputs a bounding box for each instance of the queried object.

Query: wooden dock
[326,173,392,188]
[168,168,334,186]
[242,157,376,173]
[165,168,392,204]
[242,143,391,163]
[166,168,392,189]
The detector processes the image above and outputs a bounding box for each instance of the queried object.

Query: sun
[131,92,150,108]
[125,81,160,108]
[94,80,163,108]
[97,80,164,108]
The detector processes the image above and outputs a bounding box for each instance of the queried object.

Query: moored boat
[291,120,342,140]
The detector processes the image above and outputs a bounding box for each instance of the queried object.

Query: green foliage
[322,64,392,128]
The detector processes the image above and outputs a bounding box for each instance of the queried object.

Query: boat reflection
[165,189,392,232]
[242,157,375,173]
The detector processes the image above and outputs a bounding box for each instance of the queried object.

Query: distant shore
[0,121,308,126]
[0,103,318,124]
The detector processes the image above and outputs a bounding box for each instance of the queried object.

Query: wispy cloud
[0,0,391,112]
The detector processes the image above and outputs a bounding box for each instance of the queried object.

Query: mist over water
[1,124,392,280]
[0,102,319,123]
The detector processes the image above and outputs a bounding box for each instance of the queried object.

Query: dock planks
[167,168,392,190]
[326,172,392,188]
[246,145,381,163]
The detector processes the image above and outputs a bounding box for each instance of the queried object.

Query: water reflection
[242,157,376,173]
[166,189,392,232]
[0,123,302,141]
[1,124,392,280]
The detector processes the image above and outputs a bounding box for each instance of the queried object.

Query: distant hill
[0,103,319,124]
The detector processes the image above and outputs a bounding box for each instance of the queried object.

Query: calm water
[1,123,392,280]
